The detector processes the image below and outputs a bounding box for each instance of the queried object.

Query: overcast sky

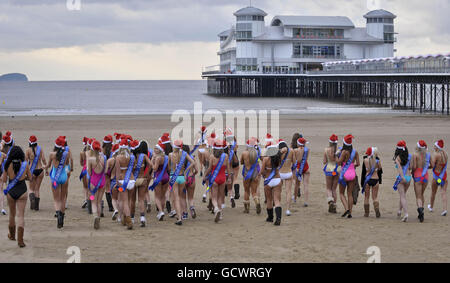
[0,0,448,80]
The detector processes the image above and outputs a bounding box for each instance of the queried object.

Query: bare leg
[414,182,424,208]
[284,178,292,212]
[429,181,438,210]
[303,173,310,206]
[172,185,182,222]
[331,176,339,202]
[339,184,348,212]
[16,193,27,229]
[7,195,16,227]
[347,180,355,214]
[442,182,448,214]
[35,172,44,198]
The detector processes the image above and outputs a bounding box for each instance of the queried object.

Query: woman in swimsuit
[131,139,152,227]
[25,135,47,211]
[361,147,383,218]
[169,140,195,225]
[197,126,208,177]
[203,140,230,223]
[412,140,430,222]
[278,139,295,216]
[45,136,70,229]
[294,137,311,207]
[429,140,448,216]
[204,132,216,209]
[79,137,91,212]
[102,135,114,213]
[161,134,175,218]
[1,131,15,216]
[290,133,302,201]
[240,137,262,214]
[62,139,74,211]
[336,135,360,219]
[115,138,135,230]
[182,145,198,219]
[0,130,4,215]
[87,140,107,229]
[394,140,412,222]
[224,128,240,208]
[152,138,171,221]
[261,142,283,226]
[107,143,121,222]
[323,134,340,214]
[2,146,32,248]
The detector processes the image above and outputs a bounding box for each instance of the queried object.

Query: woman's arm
[41,150,47,167]
[323,149,327,165]
[354,152,360,168]
[395,157,407,182]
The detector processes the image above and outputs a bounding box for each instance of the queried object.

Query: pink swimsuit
[90,170,106,189]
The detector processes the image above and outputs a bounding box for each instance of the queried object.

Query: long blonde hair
[247,146,257,165]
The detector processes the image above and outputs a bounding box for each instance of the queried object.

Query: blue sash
[243,151,261,181]
[338,150,356,186]
[296,147,309,181]
[88,155,107,196]
[362,159,379,194]
[264,169,276,186]
[323,163,339,177]
[51,147,69,189]
[148,149,153,159]
[134,153,145,180]
[29,146,41,174]
[229,142,237,164]
[433,162,447,187]
[110,177,117,191]
[1,147,12,172]
[4,162,27,196]
[148,155,168,191]
[278,148,289,170]
[169,151,188,189]
[393,154,412,191]
[190,134,206,155]
[79,166,89,181]
[120,155,135,191]
[206,153,226,192]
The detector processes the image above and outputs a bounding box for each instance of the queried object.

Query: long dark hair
[29,142,38,156]
[103,142,112,158]
[343,144,353,152]
[213,149,224,159]
[54,146,64,162]
[4,146,25,175]
[270,151,281,169]
[164,143,173,156]
[394,147,409,166]
[182,145,190,167]
[291,133,302,149]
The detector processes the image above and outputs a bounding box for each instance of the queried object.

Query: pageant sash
[52,147,69,189]
[393,154,411,191]
[29,146,41,174]
[4,161,27,195]
[148,155,168,191]
[338,149,356,187]
[206,153,226,192]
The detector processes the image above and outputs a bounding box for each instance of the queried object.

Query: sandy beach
[1,113,449,263]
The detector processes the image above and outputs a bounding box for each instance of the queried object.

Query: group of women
[0,128,448,249]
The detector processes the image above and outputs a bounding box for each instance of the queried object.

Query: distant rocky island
[0,73,28,82]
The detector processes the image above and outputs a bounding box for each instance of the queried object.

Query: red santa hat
[297,138,308,147]
[82,137,89,146]
[329,134,339,144]
[155,141,166,152]
[173,140,183,149]
[366,147,374,157]
[2,131,13,145]
[103,135,113,144]
[435,140,444,150]
[224,127,234,138]
[55,136,66,149]
[417,140,427,149]
[212,140,227,150]
[29,135,38,145]
[343,135,354,146]
[119,138,129,149]
[397,140,406,151]
[277,139,287,146]
[114,133,122,141]
[200,126,207,133]
[159,135,171,145]
[130,139,140,150]
[265,133,274,143]
[92,140,101,151]
[246,137,259,148]
[112,143,120,155]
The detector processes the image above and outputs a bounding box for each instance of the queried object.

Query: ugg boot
[35,197,40,211]
[364,204,370,217]
[125,216,133,230]
[254,197,261,215]
[234,184,240,200]
[266,208,274,222]
[328,200,334,213]
[243,201,250,214]
[29,193,36,210]
[17,227,25,248]
[8,226,16,241]
[274,207,282,226]
[374,202,381,218]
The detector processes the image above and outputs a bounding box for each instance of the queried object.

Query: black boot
[61,212,65,228]
[29,193,36,210]
[100,200,105,218]
[35,197,40,211]
[105,193,114,212]
[418,207,424,223]
[166,201,171,214]
[56,211,63,229]
[234,184,240,200]
[266,209,274,222]
[274,207,282,226]
[87,199,92,214]
[224,185,228,197]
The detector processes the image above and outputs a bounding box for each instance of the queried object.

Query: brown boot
[243,202,250,214]
[328,201,334,213]
[125,216,133,230]
[364,204,370,217]
[374,202,381,218]
[254,197,261,215]
[17,227,25,248]
[8,226,16,241]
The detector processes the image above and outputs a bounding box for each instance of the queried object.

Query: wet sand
[0,113,449,263]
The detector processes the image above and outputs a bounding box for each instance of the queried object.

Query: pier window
[293,44,341,58]
[236,58,257,72]
[236,31,252,41]
[237,15,264,22]
[293,28,344,39]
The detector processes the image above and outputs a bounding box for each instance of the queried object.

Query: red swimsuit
[212,163,227,185]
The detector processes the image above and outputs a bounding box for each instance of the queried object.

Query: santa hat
[130,139,140,150]
[29,135,37,145]
[2,131,13,145]
[212,140,227,150]
[343,135,354,146]
[119,138,129,149]
[246,137,259,148]
[224,127,234,138]
[82,137,89,146]
[173,140,183,149]
[277,139,287,146]
[159,135,171,145]
[55,136,66,149]
[112,144,120,155]
[155,141,166,152]
[366,147,374,157]
[435,140,444,150]
[207,132,217,147]
[329,134,339,144]
[397,140,406,151]
[417,140,427,149]
[92,140,101,151]
[103,135,113,144]
[297,138,308,147]
[265,133,274,143]
[200,126,207,134]
[114,133,122,141]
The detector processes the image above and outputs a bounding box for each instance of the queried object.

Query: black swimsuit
[33,169,44,177]
[7,179,27,200]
